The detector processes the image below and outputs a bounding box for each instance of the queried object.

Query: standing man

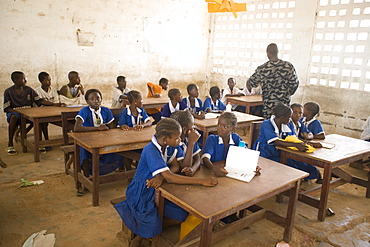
[248,43,299,119]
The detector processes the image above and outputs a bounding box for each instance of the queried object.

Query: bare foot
[130,236,144,247]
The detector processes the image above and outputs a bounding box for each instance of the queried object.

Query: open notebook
[225,146,260,182]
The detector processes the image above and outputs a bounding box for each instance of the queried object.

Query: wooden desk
[68,127,155,206]
[153,157,308,246]
[277,134,370,221]
[226,95,263,114]
[194,111,263,147]
[15,106,83,162]
[121,97,168,109]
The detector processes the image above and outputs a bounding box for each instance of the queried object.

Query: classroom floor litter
[0,125,369,247]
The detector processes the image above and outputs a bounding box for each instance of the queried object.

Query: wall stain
[38,12,45,17]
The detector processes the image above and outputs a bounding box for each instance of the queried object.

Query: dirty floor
[0,125,369,247]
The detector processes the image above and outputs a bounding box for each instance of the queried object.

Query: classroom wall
[0,0,211,126]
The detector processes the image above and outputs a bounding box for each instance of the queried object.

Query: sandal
[76,188,89,196]
[6,146,17,156]
[39,147,47,154]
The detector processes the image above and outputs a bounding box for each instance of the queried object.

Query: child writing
[111,75,130,108]
[161,88,186,118]
[74,89,124,192]
[221,77,245,108]
[59,71,85,105]
[3,71,63,155]
[201,112,243,176]
[182,83,205,119]
[203,86,226,113]
[301,102,325,139]
[146,77,169,124]
[254,103,320,181]
[170,110,202,176]
[118,90,152,131]
[114,118,218,247]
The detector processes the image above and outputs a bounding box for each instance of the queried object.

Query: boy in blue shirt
[203,86,226,113]
[161,88,186,118]
[301,102,325,139]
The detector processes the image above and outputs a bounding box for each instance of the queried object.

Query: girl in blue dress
[301,101,325,139]
[170,110,202,176]
[114,118,218,247]
[203,86,226,113]
[182,84,205,119]
[201,112,243,176]
[254,103,319,180]
[74,89,124,192]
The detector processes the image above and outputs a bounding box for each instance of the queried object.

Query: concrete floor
[0,125,369,247]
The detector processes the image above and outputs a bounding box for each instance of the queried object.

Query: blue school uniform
[76,106,123,175]
[254,116,318,179]
[182,97,203,114]
[118,107,150,127]
[161,101,187,118]
[201,133,242,163]
[301,117,325,136]
[114,136,188,238]
[291,119,311,139]
[203,97,226,112]
[167,138,201,163]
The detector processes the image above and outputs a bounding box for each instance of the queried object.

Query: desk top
[15,106,84,118]
[277,134,370,164]
[159,157,307,219]
[194,111,263,128]
[226,95,262,103]
[68,127,155,149]
[143,97,169,105]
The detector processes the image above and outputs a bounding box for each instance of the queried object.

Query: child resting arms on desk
[74,89,124,193]
[114,118,217,247]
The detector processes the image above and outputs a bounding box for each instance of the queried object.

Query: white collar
[126,106,142,116]
[186,97,200,108]
[218,134,235,145]
[304,117,317,126]
[270,115,292,135]
[127,106,143,126]
[151,135,166,162]
[169,101,180,113]
[89,106,101,114]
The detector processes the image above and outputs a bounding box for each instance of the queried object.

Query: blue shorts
[6,113,21,125]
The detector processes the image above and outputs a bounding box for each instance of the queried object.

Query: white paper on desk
[225,146,260,182]
[204,113,220,119]
[320,142,336,149]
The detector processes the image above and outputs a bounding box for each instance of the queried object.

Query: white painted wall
[0,0,211,126]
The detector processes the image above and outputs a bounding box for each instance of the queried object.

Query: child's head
[290,103,303,123]
[85,89,102,110]
[38,72,51,87]
[127,90,143,108]
[187,84,199,98]
[303,102,320,119]
[155,118,182,147]
[217,112,237,137]
[117,76,126,89]
[159,78,169,90]
[68,71,80,85]
[170,110,194,139]
[168,88,182,102]
[227,77,236,90]
[209,86,221,100]
[272,103,292,124]
[11,71,26,86]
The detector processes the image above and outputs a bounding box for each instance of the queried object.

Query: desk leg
[284,181,300,242]
[366,170,370,198]
[318,164,332,221]
[92,148,100,206]
[33,119,40,162]
[200,218,213,247]
[19,114,27,153]
[245,103,250,114]
[74,143,81,190]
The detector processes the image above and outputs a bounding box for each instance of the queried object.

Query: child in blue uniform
[170,110,202,176]
[301,101,325,139]
[114,118,218,247]
[290,103,313,140]
[161,88,186,118]
[201,112,243,176]
[203,86,226,113]
[182,84,205,120]
[74,89,124,185]
[254,103,319,180]
[118,90,152,130]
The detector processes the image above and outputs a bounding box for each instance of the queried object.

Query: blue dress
[182,97,203,114]
[76,106,123,175]
[114,136,188,238]
[291,120,311,139]
[203,97,226,112]
[118,107,150,127]
[161,101,187,118]
[301,117,325,136]
[254,116,318,179]
[201,133,242,163]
